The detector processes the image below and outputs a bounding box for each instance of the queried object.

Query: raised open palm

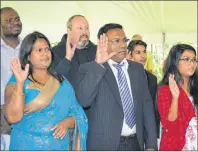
[169,74,180,99]
[10,57,29,83]
[95,34,117,64]
[65,32,77,61]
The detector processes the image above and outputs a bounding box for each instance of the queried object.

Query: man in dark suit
[75,23,157,150]
[127,40,160,138]
[51,15,96,87]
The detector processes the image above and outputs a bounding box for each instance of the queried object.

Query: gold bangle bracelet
[13,90,25,96]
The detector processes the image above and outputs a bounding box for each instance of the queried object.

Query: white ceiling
[1,1,197,44]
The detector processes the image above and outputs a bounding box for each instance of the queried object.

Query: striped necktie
[113,63,136,129]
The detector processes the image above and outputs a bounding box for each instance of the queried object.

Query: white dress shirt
[1,38,21,105]
[108,59,136,136]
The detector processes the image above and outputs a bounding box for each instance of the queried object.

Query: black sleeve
[51,46,72,79]
[75,61,107,108]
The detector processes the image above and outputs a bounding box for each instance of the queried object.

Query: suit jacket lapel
[145,70,151,92]
[103,62,123,109]
[127,61,138,111]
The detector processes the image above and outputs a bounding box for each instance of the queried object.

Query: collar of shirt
[108,58,129,70]
[1,37,22,49]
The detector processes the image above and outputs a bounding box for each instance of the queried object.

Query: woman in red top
[158,44,197,150]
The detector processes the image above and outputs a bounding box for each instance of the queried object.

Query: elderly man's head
[67,15,90,49]
[132,34,142,41]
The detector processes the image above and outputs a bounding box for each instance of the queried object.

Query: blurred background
[1,1,197,81]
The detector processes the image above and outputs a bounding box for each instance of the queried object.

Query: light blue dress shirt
[1,38,21,105]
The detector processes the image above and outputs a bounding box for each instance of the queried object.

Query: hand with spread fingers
[169,74,180,99]
[10,57,29,83]
[65,32,77,61]
[95,33,117,64]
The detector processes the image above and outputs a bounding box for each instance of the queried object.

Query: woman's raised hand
[10,57,29,83]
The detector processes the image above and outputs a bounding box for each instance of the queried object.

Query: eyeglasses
[108,38,130,45]
[179,58,198,65]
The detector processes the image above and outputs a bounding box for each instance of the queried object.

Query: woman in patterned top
[4,31,88,150]
[157,44,197,150]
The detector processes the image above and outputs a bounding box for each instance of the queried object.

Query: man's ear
[27,55,30,61]
[67,28,71,34]
[126,53,132,60]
